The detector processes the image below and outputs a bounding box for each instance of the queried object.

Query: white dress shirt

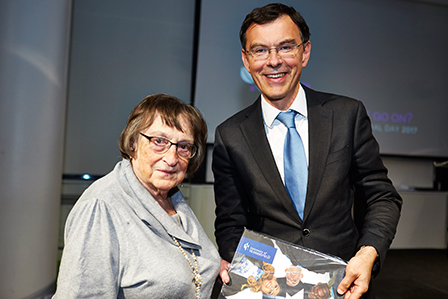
[261,85,309,183]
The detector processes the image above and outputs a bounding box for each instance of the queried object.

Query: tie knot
[277,110,297,128]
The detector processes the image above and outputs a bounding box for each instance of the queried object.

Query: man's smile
[266,73,286,79]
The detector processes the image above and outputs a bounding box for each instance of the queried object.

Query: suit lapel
[303,87,332,220]
[239,97,302,222]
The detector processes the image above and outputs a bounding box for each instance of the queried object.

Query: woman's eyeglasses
[139,133,197,159]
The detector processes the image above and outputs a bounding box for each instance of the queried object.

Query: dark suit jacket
[212,85,402,272]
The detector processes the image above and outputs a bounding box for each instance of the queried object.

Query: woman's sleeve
[53,198,121,298]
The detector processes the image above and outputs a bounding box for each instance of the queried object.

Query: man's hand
[337,246,377,299]
[219,259,231,284]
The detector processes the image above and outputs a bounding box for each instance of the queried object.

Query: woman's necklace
[172,236,203,298]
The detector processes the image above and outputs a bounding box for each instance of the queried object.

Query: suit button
[303,228,310,237]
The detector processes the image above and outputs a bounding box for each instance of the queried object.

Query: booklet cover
[219,229,347,299]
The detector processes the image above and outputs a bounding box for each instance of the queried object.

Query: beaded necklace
[172,236,203,298]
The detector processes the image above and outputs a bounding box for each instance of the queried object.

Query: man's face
[242,15,311,110]
[285,266,303,286]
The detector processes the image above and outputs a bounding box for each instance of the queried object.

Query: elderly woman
[53,94,220,298]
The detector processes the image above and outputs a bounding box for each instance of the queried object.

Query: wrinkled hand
[219,259,231,284]
[337,246,377,299]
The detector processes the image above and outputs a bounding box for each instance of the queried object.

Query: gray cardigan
[53,159,220,298]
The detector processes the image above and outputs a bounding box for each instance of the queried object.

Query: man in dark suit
[212,3,402,299]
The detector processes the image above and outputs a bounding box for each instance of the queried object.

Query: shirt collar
[261,85,308,128]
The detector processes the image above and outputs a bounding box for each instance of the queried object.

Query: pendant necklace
[172,236,202,298]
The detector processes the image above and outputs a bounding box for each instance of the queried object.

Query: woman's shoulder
[66,168,128,225]
[76,161,129,205]
[79,175,116,201]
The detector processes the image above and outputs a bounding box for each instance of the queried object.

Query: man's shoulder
[216,97,260,130]
[304,85,361,108]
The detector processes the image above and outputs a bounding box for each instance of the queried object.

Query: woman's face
[261,277,280,296]
[131,113,193,198]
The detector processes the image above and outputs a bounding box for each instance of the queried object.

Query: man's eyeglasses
[245,42,305,61]
[139,133,198,159]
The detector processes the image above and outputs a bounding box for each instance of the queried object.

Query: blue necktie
[277,110,308,219]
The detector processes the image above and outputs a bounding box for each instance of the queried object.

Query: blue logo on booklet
[236,237,277,264]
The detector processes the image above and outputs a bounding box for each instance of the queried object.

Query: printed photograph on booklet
[220,229,347,299]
